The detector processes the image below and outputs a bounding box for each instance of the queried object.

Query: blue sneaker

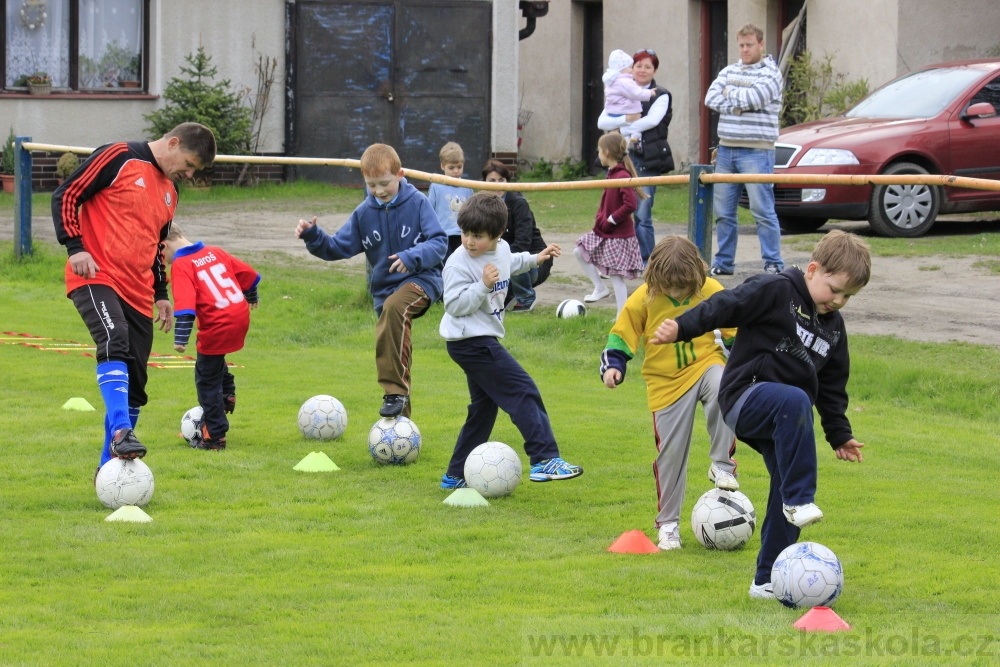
[440,474,467,490]
[529,457,583,482]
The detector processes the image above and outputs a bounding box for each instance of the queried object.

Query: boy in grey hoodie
[438,192,583,489]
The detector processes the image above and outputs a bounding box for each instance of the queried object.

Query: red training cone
[607,530,660,554]
[793,606,851,632]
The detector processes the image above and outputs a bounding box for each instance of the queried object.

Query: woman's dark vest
[636,80,674,173]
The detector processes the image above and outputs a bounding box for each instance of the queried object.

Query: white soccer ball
[771,541,844,608]
[298,395,348,440]
[180,406,203,443]
[691,488,757,551]
[368,416,421,465]
[95,458,155,509]
[464,441,522,498]
[556,299,587,319]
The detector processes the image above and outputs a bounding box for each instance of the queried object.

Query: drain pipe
[519,1,549,40]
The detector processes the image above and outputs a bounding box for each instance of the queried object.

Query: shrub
[781,51,869,127]
[144,46,252,156]
[1,127,16,176]
[55,152,80,179]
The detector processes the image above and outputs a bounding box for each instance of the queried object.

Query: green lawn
[1,236,998,665]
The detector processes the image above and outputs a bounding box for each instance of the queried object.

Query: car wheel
[779,216,828,234]
[868,162,940,237]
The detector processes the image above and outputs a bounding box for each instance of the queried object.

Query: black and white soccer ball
[691,488,756,550]
[771,541,844,608]
[298,394,348,440]
[180,406,203,443]
[368,416,421,465]
[556,299,587,319]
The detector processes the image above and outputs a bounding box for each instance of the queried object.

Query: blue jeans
[509,268,538,307]
[733,383,817,584]
[712,146,783,272]
[631,155,656,262]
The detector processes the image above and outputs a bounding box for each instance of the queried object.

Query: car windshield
[846,67,983,119]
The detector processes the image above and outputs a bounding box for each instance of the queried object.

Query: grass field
[1,227,999,666]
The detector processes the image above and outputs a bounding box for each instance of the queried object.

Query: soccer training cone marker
[443,488,490,507]
[607,530,660,554]
[62,397,96,411]
[105,505,153,523]
[793,606,851,632]
[293,451,340,472]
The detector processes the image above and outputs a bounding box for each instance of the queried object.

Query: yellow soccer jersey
[605,279,736,412]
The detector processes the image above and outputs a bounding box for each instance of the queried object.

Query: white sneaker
[708,463,739,491]
[749,580,775,599]
[782,502,823,528]
[583,288,610,303]
[657,523,681,550]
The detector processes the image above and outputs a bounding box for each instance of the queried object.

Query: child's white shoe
[657,523,681,550]
[584,287,610,303]
[708,463,739,491]
[782,503,823,528]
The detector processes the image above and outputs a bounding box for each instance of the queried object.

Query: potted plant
[27,72,52,95]
[1,127,16,194]
[55,152,80,185]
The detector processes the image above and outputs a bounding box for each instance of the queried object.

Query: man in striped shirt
[705,23,785,277]
[53,122,216,475]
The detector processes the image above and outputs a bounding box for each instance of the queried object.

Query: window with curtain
[3,0,147,91]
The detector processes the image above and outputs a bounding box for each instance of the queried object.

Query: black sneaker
[110,428,147,459]
[223,394,236,414]
[379,394,408,418]
[190,425,226,450]
[763,263,781,275]
[709,266,734,277]
[510,301,535,313]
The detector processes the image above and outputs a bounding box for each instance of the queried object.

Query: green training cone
[62,397,96,411]
[105,505,153,523]
[293,451,341,472]
[443,488,490,507]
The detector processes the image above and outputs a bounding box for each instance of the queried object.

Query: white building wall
[806,0,899,93]
[493,0,519,153]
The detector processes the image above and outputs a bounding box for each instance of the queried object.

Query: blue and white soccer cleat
[529,457,583,482]
[440,474,467,490]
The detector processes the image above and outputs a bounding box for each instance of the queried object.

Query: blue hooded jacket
[300,178,447,312]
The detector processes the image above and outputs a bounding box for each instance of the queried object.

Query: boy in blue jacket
[296,144,447,419]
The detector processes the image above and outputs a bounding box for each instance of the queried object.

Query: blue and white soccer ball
[557,299,587,319]
[96,458,155,509]
[298,395,348,440]
[464,441,522,498]
[368,416,421,465]
[771,541,844,608]
[180,406,204,443]
[691,488,756,551]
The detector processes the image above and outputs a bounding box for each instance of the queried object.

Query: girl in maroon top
[574,132,646,315]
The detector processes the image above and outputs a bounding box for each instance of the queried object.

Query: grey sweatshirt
[439,239,537,341]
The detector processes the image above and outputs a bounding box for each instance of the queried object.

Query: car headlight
[796,148,859,167]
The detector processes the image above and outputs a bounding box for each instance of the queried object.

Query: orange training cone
[607,530,660,554]
[793,606,851,632]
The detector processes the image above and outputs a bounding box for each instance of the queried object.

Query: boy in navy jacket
[296,144,447,419]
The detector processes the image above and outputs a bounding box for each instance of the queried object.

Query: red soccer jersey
[170,242,261,355]
[53,142,176,315]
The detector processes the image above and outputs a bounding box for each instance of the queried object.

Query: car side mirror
[961,102,997,120]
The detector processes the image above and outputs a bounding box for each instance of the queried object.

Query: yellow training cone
[62,397,96,411]
[293,451,340,472]
[105,505,153,523]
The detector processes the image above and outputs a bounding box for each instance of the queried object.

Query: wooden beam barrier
[699,171,1000,192]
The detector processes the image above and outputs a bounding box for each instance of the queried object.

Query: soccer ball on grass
[298,395,348,440]
[368,416,421,465]
[771,541,844,608]
[556,299,587,319]
[464,441,522,497]
[691,488,756,550]
[180,406,203,443]
[96,458,155,509]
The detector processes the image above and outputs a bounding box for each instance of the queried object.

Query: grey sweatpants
[651,364,736,528]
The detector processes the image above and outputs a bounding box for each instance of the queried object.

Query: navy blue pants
[734,383,817,584]
[195,352,235,440]
[445,336,560,478]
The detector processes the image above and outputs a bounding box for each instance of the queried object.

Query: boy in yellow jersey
[600,236,737,551]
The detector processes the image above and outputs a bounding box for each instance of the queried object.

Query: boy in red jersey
[164,225,261,450]
[53,122,216,473]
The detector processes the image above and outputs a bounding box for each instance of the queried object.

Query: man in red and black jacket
[52,122,216,476]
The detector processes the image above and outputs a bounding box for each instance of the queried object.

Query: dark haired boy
[652,230,871,600]
[438,192,582,489]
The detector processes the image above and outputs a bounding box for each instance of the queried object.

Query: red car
[765,59,1000,237]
